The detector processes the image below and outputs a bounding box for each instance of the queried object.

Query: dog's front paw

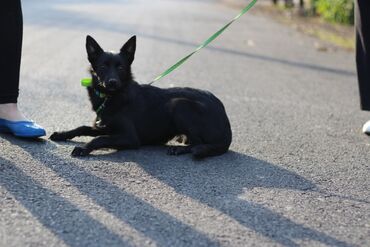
[50,132,68,141]
[71,147,90,157]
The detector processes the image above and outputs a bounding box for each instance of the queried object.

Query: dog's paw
[167,146,191,156]
[167,146,177,155]
[174,135,188,144]
[71,147,90,157]
[50,132,68,141]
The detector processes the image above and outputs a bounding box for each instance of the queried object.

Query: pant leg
[0,0,23,104]
[356,0,370,111]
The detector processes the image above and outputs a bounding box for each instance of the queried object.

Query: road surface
[0,0,369,246]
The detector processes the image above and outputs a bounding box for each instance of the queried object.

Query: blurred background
[228,0,355,50]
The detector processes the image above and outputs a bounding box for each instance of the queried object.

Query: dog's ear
[120,35,136,64]
[86,35,104,63]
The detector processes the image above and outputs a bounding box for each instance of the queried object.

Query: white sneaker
[362,120,370,134]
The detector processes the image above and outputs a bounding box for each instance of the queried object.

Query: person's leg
[0,0,22,104]
[0,0,27,121]
[0,1,45,137]
[355,0,370,133]
[356,0,370,112]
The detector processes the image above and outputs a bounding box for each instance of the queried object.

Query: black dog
[50,36,232,159]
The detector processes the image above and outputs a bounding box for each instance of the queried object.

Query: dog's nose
[108,79,118,84]
[107,79,118,87]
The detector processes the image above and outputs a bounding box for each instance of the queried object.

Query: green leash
[149,0,258,85]
[81,0,257,87]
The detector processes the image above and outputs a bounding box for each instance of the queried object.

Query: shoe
[0,118,46,138]
[362,120,370,135]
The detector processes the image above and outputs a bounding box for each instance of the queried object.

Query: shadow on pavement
[22,0,356,78]
[100,148,353,247]
[1,137,219,246]
[1,135,354,246]
[0,156,130,247]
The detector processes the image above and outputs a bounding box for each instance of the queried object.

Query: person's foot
[0,103,27,121]
[0,103,46,138]
[362,120,370,135]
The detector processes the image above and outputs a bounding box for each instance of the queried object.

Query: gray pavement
[0,0,369,246]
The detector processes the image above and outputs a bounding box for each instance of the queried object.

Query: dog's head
[86,35,136,93]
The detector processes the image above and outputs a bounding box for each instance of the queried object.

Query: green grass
[304,28,355,50]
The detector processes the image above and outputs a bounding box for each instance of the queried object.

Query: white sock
[362,120,370,134]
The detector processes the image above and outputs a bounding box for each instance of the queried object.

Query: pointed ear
[120,35,136,64]
[86,35,103,63]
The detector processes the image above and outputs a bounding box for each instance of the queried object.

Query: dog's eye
[118,66,124,71]
[99,65,107,70]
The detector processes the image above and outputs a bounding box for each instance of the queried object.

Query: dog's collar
[81,71,107,99]
[81,70,112,117]
[91,69,106,88]
[96,97,108,116]
[94,88,106,99]
[93,87,109,116]
[81,69,106,89]
[87,75,109,116]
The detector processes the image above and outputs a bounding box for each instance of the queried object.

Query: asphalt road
[0,0,369,246]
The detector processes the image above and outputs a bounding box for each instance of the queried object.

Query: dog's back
[130,84,232,158]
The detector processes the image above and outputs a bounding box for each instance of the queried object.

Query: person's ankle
[0,103,28,121]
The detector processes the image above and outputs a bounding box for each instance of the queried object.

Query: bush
[314,0,354,25]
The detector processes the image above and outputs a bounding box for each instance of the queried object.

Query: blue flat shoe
[0,119,46,138]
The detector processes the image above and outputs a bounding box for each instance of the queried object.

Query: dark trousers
[0,0,23,104]
[356,0,370,111]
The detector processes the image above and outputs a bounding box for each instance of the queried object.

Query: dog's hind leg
[167,145,192,156]
[173,135,189,145]
[50,126,107,141]
[167,143,228,158]
[167,133,203,156]
[191,143,229,159]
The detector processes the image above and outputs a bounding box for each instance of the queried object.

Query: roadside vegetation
[273,0,354,25]
[269,0,355,50]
